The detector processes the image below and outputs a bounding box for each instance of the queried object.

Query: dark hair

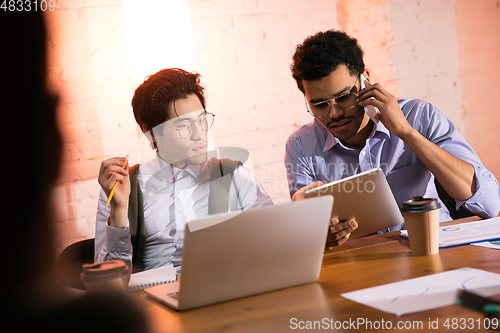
[291,30,365,93]
[131,68,206,132]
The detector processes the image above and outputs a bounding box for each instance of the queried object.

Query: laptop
[304,168,404,239]
[144,195,333,311]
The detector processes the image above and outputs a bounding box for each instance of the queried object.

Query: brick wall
[48,0,500,253]
[455,0,500,178]
[46,0,137,252]
[386,0,464,134]
[188,0,343,204]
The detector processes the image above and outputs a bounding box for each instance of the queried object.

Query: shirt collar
[318,119,390,152]
[374,121,390,138]
[154,153,206,183]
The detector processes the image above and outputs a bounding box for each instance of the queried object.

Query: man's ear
[361,69,370,82]
[143,127,157,150]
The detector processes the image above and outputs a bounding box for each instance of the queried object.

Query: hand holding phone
[360,74,379,124]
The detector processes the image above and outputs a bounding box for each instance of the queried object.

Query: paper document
[400,217,500,248]
[342,267,500,316]
[471,239,500,250]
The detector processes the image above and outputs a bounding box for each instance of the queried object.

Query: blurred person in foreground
[0,11,150,333]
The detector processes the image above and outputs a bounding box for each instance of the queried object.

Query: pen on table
[106,155,129,208]
[484,304,500,319]
[456,289,500,318]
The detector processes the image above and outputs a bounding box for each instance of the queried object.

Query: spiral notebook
[128,264,176,291]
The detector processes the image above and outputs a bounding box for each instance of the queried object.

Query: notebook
[304,168,404,239]
[128,264,176,291]
[145,196,333,311]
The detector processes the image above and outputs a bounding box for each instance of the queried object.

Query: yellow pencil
[106,156,129,208]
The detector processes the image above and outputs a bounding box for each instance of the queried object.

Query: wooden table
[138,217,500,332]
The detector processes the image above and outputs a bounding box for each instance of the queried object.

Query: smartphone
[360,74,379,124]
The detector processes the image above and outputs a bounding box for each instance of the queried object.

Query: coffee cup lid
[80,260,129,283]
[400,196,441,213]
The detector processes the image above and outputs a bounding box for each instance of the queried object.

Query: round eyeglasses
[169,112,215,139]
[305,75,360,118]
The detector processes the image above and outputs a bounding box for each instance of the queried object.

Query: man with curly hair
[285,30,500,247]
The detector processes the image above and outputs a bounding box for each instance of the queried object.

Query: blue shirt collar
[318,119,390,152]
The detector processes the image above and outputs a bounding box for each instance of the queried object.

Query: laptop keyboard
[167,292,179,300]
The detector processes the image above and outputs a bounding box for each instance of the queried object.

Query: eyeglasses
[166,112,215,139]
[305,75,359,118]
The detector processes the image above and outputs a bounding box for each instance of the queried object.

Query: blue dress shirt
[285,98,500,227]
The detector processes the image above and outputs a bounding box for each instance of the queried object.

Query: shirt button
[121,238,128,244]
[361,151,366,156]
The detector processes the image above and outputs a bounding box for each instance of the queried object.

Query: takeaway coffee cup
[80,260,130,292]
[401,196,441,256]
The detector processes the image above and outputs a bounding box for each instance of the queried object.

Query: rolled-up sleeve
[418,101,500,218]
[459,163,500,218]
[95,189,133,266]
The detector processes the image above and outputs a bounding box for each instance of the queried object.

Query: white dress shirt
[95,154,273,270]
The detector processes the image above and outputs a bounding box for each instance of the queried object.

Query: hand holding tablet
[304,168,404,240]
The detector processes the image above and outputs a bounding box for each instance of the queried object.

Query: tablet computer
[304,168,404,239]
